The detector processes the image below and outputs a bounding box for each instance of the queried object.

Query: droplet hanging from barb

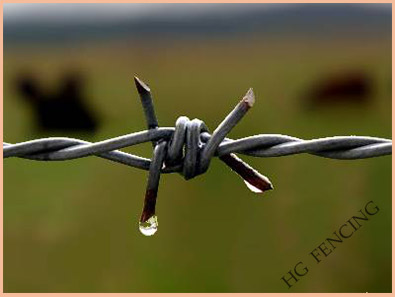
[139,215,158,236]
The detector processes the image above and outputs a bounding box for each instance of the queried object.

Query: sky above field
[4,3,390,24]
[4,3,280,23]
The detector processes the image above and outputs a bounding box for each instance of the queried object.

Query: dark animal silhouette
[306,71,372,108]
[16,72,98,133]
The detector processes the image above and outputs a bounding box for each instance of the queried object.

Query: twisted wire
[3,124,392,174]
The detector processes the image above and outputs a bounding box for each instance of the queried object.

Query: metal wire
[3,77,392,233]
[3,131,391,170]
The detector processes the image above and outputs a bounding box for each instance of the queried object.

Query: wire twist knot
[165,116,210,179]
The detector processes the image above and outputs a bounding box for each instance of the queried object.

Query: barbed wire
[3,131,392,169]
[3,77,392,236]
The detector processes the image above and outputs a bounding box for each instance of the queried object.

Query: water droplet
[139,215,158,236]
[243,179,264,193]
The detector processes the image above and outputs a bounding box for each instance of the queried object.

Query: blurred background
[3,3,392,293]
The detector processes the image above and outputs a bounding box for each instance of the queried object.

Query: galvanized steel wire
[3,131,392,170]
[3,77,392,234]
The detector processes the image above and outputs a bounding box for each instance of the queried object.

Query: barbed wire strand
[3,77,392,235]
[3,130,391,164]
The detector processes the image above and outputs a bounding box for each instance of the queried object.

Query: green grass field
[4,36,392,292]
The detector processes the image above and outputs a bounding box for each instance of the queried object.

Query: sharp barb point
[243,88,255,107]
[134,76,151,94]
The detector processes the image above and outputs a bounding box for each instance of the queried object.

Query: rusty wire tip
[257,173,274,191]
[139,141,167,232]
[140,189,157,223]
[219,153,273,194]
[247,165,274,192]
[134,76,151,94]
[243,88,255,107]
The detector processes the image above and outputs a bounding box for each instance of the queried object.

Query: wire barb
[3,77,392,236]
